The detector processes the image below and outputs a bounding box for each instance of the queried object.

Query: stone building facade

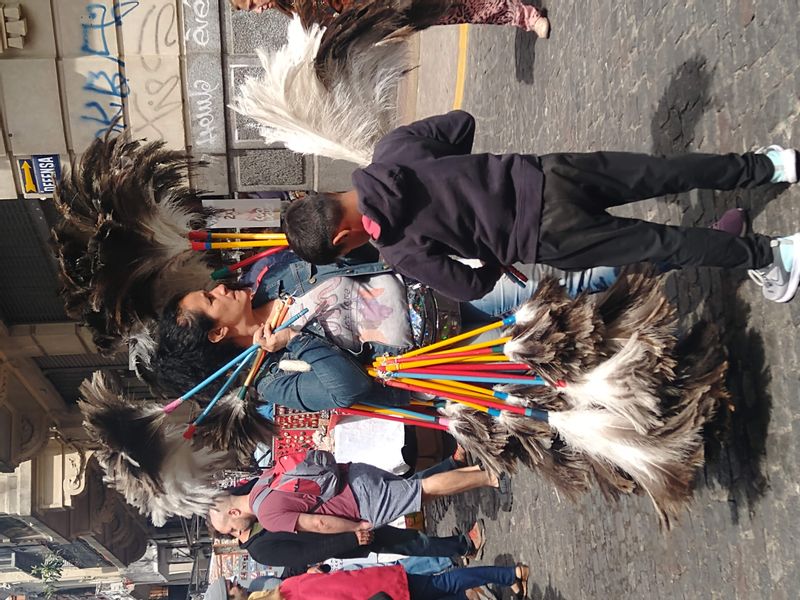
[0,0,320,595]
[0,0,352,200]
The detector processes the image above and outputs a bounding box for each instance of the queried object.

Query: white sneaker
[755,145,798,184]
[748,233,800,303]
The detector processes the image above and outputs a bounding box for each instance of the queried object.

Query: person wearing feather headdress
[282,110,800,304]
[153,244,618,414]
[229,0,550,37]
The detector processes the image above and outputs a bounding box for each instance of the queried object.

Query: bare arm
[296,514,372,535]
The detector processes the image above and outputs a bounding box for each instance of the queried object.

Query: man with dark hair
[282,193,346,265]
[282,110,800,303]
[208,456,499,537]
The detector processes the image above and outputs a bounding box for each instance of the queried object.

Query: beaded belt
[406,282,461,347]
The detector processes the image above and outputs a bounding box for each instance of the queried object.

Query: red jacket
[279,565,411,600]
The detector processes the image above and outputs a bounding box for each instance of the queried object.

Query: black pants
[349,526,470,559]
[536,151,777,271]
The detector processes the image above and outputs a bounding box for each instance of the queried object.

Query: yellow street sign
[19,159,36,193]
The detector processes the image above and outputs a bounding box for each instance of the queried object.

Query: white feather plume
[231,16,408,165]
[548,408,702,518]
[559,336,663,434]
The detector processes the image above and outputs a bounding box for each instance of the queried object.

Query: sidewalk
[399,27,463,123]
[411,2,800,597]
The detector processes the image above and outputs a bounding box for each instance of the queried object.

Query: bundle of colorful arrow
[355,273,729,528]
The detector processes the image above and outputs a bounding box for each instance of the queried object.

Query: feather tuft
[79,371,231,525]
[51,133,216,357]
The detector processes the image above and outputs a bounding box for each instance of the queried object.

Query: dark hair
[206,478,258,541]
[153,293,243,399]
[282,192,346,265]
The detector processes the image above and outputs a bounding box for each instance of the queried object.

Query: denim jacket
[242,250,410,412]
[241,249,390,303]
[255,332,409,413]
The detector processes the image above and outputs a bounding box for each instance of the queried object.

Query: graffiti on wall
[129,2,183,142]
[79,2,139,138]
[77,1,185,145]
[183,0,224,152]
[189,78,220,149]
[183,0,212,48]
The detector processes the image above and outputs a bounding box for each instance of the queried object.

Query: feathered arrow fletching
[79,372,232,526]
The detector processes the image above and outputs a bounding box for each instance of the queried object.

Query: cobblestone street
[414,2,800,598]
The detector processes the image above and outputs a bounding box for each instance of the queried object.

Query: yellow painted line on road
[452,24,470,110]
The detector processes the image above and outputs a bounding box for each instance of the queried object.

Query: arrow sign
[17,155,62,195]
[18,159,36,193]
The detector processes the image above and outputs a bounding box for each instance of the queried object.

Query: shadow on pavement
[529,581,568,600]
[514,0,546,84]
[649,53,778,520]
[514,30,537,85]
[425,483,513,536]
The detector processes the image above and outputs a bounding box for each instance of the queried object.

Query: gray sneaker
[748,233,800,303]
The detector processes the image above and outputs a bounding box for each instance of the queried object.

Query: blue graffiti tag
[80,101,125,138]
[79,2,139,138]
[80,1,139,64]
[83,70,129,97]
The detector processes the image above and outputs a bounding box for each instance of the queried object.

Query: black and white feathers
[232,0,453,165]
[51,133,216,360]
[448,272,729,528]
[78,372,230,525]
[78,371,275,524]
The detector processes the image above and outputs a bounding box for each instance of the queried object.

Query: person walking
[208,449,503,536]
[228,0,550,37]
[282,110,800,304]
[243,562,530,600]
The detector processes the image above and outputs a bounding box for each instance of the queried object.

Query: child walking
[283,110,800,303]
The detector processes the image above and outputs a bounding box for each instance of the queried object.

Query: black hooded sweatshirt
[352,110,544,301]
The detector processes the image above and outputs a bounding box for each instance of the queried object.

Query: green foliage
[30,552,65,599]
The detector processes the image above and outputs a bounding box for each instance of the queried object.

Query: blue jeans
[412,457,461,480]
[341,556,454,576]
[406,565,517,600]
[399,556,454,575]
[462,263,619,327]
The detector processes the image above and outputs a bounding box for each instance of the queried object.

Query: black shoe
[497,472,513,512]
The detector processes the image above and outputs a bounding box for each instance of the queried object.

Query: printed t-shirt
[286,274,412,351]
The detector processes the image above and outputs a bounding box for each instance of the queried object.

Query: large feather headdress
[51,133,216,362]
[79,372,233,525]
[232,0,453,165]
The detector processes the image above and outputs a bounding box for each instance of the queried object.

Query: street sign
[18,154,61,195]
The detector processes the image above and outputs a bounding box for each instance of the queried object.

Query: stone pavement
[412,2,800,598]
